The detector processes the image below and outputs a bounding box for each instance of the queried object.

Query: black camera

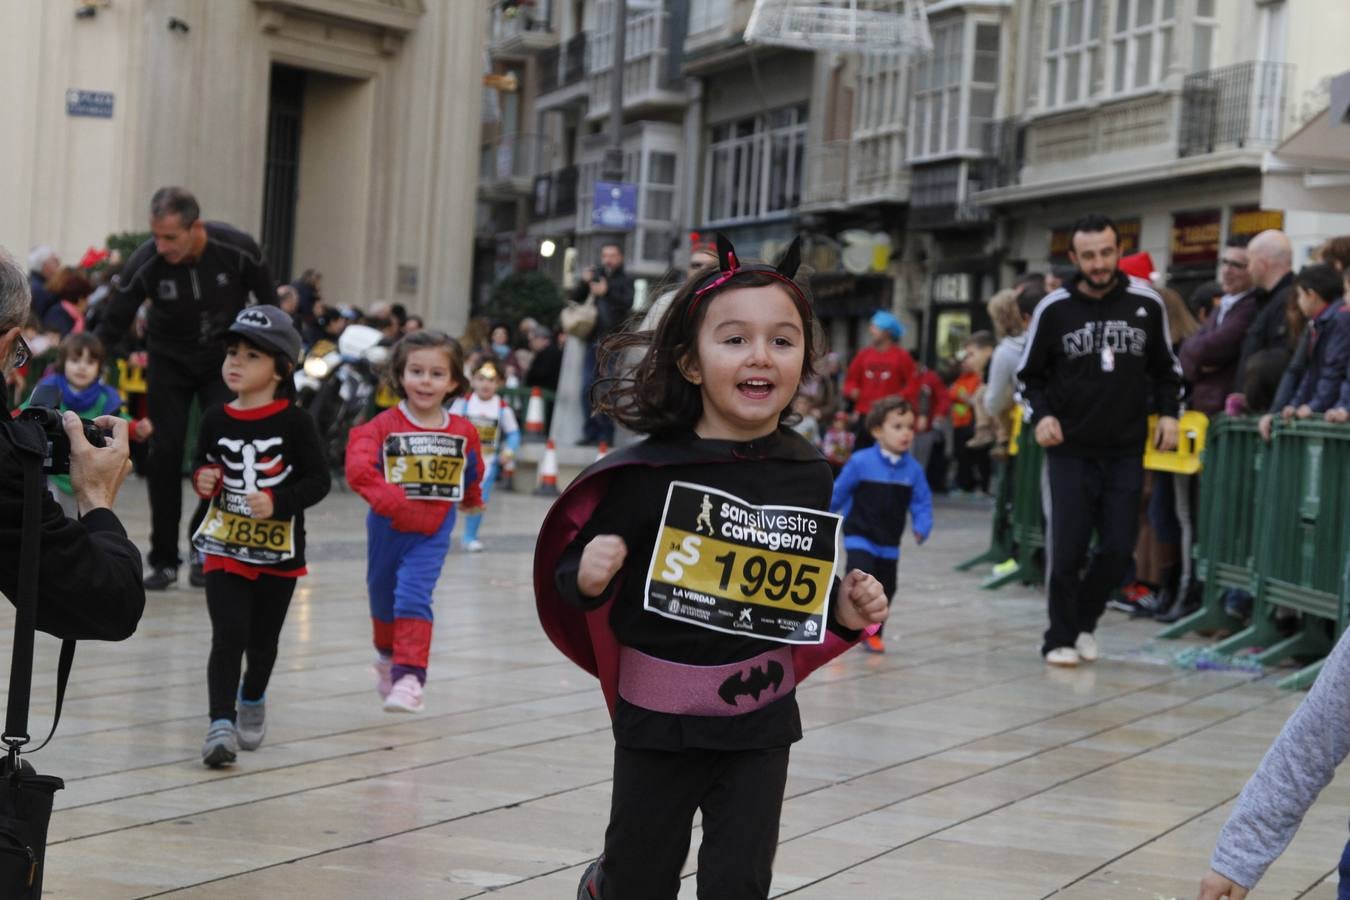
[17,384,107,475]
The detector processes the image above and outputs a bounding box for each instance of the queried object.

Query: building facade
[2,0,484,330]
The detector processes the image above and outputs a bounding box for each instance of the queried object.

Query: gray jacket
[1210,625,1350,888]
[982,334,1027,419]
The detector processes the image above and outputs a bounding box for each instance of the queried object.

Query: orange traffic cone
[524,387,547,440]
[534,439,559,496]
[595,441,609,462]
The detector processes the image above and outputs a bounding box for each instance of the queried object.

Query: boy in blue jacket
[830,396,933,653]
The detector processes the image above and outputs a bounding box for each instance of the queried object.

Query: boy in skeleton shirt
[191,306,330,767]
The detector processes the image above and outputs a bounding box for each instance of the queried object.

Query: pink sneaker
[383,674,424,713]
[373,654,393,699]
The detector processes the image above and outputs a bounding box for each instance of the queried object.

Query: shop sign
[66,89,113,118]
[1230,206,1284,240]
[931,272,972,305]
[1170,209,1222,267]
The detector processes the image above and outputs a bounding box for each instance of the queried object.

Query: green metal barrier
[974,425,1045,590]
[954,456,1014,573]
[1204,420,1350,688]
[1157,417,1263,640]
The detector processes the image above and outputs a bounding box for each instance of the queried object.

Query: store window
[1043,0,1101,108]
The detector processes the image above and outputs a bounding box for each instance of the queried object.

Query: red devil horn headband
[686,233,807,319]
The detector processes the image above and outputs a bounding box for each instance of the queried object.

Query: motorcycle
[295,324,388,474]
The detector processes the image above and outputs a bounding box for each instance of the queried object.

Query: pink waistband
[617,645,796,717]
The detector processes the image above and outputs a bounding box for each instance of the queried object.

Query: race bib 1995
[644,482,841,644]
[383,432,467,500]
[192,490,296,564]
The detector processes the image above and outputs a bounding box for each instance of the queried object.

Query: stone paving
[6,476,1346,898]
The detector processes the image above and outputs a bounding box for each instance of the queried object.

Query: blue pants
[1340,839,1350,900]
[366,509,453,625]
[463,457,499,543]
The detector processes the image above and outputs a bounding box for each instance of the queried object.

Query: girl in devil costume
[535,235,890,900]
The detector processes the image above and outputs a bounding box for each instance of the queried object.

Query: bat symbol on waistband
[717,660,785,706]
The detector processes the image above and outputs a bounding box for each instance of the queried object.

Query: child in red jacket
[345,331,483,713]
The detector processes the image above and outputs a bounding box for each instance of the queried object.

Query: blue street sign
[592,181,637,230]
[66,89,114,119]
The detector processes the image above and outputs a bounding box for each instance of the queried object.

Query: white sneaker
[1075,632,1099,663]
[1044,646,1081,667]
[383,674,424,713]
[466,539,484,553]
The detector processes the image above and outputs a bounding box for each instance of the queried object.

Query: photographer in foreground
[0,247,144,640]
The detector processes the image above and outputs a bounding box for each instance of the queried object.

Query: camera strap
[2,437,76,760]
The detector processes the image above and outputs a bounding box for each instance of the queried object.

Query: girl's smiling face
[400,347,456,417]
[682,284,806,441]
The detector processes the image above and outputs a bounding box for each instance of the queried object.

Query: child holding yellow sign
[534,234,890,900]
[345,331,483,713]
[191,306,330,768]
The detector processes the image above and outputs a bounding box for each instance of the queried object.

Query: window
[1043,0,1101,108]
[910,18,1001,160]
[688,0,729,35]
[642,152,677,223]
[703,104,807,225]
[1192,0,1216,73]
[1112,0,1176,94]
[856,51,908,134]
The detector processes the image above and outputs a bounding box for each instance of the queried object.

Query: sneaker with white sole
[1075,632,1099,663]
[236,695,266,751]
[202,718,238,768]
[373,654,393,699]
[144,565,178,591]
[383,674,424,713]
[466,539,484,553]
[1044,646,1081,667]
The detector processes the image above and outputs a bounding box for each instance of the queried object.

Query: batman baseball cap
[227,304,302,363]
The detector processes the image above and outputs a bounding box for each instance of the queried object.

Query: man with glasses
[0,246,145,639]
[1179,236,1258,416]
[97,187,274,591]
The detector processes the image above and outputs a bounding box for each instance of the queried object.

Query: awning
[1261,71,1350,211]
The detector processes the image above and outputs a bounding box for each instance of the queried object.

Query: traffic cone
[534,439,559,496]
[595,441,609,462]
[524,388,546,440]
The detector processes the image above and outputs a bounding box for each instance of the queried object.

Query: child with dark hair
[191,306,330,767]
[951,330,996,493]
[25,332,153,515]
[537,234,889,899]
[346,330,484,713]
[1273,264,1349,426]
[830,396,932,653]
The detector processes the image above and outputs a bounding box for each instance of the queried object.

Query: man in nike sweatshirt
[1016,213,1183,667]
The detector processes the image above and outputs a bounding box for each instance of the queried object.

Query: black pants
[147,352,231,568]
[597,745,790,900]
[205,570,296,722]
[1043,454,1144,654]
[954,424,990,493]
[846,548,897,636]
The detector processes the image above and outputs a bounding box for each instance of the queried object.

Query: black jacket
[97,222,275,364]
[1236,271,1297,388]
[0,398,145,640]
[572,264,634,339]
[1016,274,1183,458]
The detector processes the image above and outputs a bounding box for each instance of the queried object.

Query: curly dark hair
[593,268,819,436]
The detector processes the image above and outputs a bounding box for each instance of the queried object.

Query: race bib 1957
[192,490,296,565]
[644,482,841,644]
[383,432,466,500]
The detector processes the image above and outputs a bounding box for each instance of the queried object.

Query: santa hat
[1118,251,1155,281]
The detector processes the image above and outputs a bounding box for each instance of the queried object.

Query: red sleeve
[894,348,916,394]
[843,350,866,399]
[191,464,223,499]
[930,376,952,418]
[343,414,406,518]
[456,417,485,509]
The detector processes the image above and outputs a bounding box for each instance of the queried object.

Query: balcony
[802,134,911,212]
[537,32,589,106]
[587,10,688,121]
[530,164,580,223]
[479,133,553,199]
[1179,61,1293,158]
[802,140,851,209]
[908,161,990,231]
[488,0,557,58]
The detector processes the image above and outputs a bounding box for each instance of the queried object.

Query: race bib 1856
[383,432,466,500]
[192,490,296,565]
[644,482,841,644]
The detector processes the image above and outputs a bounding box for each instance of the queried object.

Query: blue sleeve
[909,459,933,540]
[1312,316,1350,412]
[829,454,863,517]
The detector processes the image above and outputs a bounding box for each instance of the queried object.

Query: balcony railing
[802,140,851,207]
[488,0,556,55]
[850,131,909,203]
[538,32,588,97]
[531,165,580,222]
[1180,61,1293,158]
[479,133,553,192]
[982,117,1024,190]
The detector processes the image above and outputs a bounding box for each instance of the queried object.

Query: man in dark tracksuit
[1016,213,1183,667]
[97,187,274,590]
